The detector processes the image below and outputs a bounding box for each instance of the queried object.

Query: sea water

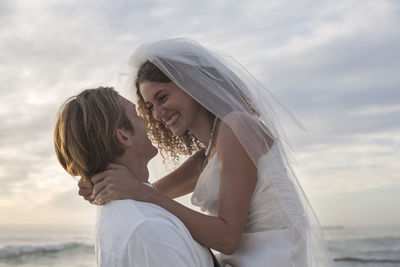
[0,224,95,267]
[0,224,399,266]
[326,225,400,267]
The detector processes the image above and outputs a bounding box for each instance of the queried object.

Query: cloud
[0,0,399,225]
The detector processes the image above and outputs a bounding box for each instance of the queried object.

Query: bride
[82,38,332,266]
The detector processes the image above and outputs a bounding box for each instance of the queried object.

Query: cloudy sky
[0,0,399,227]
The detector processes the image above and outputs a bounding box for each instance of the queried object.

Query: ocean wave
[0,242,93,259]
[335,257,400,263]
[329,245,400,254]
[329,235,400,243]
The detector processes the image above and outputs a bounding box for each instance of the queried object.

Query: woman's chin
[172,129,184,136]
[170,126,185,136]
[167,121,185,136]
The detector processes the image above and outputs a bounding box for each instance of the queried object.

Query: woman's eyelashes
[158,94,167,102]
[145,94,167,112]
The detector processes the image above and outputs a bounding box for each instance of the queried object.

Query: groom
[54,87,215,266]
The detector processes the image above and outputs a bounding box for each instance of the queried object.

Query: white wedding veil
[127,38,333,266]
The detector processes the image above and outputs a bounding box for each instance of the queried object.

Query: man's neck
[114,156,149,183]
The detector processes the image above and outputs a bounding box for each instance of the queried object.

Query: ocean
[326,225,400,267]
[0,224,399,266]
[0,224,95,267]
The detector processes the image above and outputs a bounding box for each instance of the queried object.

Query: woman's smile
[139,80,212,143]
[165,112,180,127]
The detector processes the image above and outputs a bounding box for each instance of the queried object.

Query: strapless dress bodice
[191,142,308,266]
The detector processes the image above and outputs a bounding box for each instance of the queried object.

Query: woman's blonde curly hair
[135,61,206,164]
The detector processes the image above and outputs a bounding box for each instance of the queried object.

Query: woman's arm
[79,149,205,202]
[91,121,257,254]
[154,149,205,199]
[145,121,257,254]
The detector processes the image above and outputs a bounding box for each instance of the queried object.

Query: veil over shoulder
[126,38,333,266]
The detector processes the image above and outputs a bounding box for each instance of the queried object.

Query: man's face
[118,96,158,159]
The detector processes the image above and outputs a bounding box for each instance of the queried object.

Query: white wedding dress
[131,38,332,266]
[191,141,308,267]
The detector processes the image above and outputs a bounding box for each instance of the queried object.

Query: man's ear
[115,128,132,147]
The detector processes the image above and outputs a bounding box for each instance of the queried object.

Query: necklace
[205,116,218,157]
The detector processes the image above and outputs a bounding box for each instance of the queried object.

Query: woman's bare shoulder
[220,111,274,148]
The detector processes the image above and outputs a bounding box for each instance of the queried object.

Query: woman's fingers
[95,191,114,205]
[90,168,121,199]
[77,178,94,201]
[89,163,151,203]
[91,178,109,199]
[79,188,92,197]
[78,178,93,189]
[91,168,114,184]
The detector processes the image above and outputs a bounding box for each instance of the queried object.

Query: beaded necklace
[205,116,218,157]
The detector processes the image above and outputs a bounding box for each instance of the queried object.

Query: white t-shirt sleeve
[126,219,211,267]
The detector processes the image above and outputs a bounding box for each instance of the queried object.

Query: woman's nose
[152,105,165,121]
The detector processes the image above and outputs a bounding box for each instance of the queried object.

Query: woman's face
[139,81,204,136]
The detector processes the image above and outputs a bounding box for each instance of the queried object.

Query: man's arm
[79,150,205,202]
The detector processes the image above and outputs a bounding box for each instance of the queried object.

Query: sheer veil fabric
[126,38,333,266]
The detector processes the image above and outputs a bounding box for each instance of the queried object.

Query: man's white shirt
[95,199,213,267]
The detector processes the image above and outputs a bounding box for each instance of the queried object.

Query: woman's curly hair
[135,61,205,163]
[135,60,263,165]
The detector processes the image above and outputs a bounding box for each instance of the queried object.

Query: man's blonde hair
[54,87,133,180]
